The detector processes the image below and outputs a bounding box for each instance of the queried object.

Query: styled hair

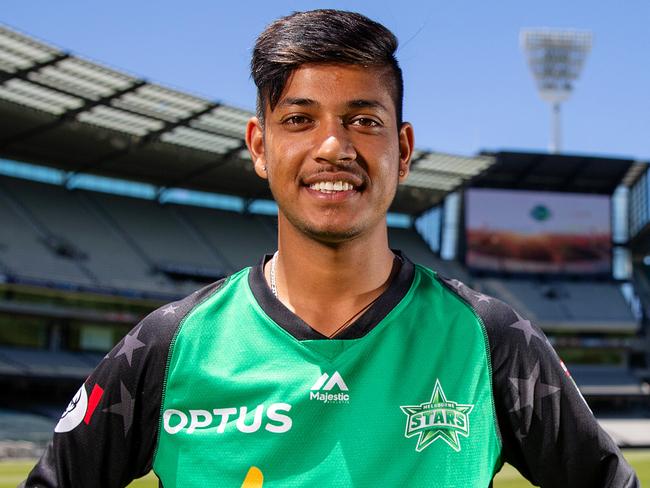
[251,9,403,126]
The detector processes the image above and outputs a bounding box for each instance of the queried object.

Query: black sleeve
[22,280,224,488]
[440,277,640,487]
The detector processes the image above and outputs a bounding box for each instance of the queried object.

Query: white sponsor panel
[55,384,88,433]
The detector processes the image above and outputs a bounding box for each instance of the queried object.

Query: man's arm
[23,313,173,487]
[488,309,638,487]
[23,280,224,487]
[440,277,639,487]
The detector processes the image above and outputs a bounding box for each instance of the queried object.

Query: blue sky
[3,0,649,160]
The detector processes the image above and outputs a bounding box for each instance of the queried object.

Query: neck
[267,216,395,336]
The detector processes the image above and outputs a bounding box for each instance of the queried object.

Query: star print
[162,304,179,315]
[472,291,492,303]
[114,324,146,367]
[103,381,135,436]
[514,426,527,442]
[448,279,463,290]
[509,361,560,422]
[509,311,544,346]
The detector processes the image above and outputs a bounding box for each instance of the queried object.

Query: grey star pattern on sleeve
[509,311,544,346]
[162,304,179,315]
[446,278,491,304]
[472,291,492,303]
[114,324,146,367]
[103,381,135,437]
[509,361,561,435]
[514,427,527,442]
[448,279,463,290]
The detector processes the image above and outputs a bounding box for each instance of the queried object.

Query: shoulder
[434,275,551,363]
[105,277,230,372]
[436,275,521,333]
[137,278,229,341]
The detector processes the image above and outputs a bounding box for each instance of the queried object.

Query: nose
[314,119,356,164]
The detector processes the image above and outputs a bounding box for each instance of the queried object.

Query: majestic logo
[309,371,349,404]
[400,380,474,452]
[55,383,104,433]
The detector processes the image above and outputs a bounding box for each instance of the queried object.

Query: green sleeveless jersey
[25,254,638,487]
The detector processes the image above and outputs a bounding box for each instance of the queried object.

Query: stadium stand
[171,204,276,272]
[478,279,638,332]
[0,347,95,379]
[0,172,451,297]
[0,408,55,457]
[84,191,227,296]
[0,177,94,288]
[570,365,647,396]
[0,176,172,294]
[387,227,471,282]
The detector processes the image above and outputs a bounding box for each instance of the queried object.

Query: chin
[296,220,365,244]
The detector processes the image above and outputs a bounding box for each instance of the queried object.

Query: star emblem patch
[401,380,474,452]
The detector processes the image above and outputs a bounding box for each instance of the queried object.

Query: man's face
[246,63,413,244]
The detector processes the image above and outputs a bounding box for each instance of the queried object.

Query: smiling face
[246,63,413,245]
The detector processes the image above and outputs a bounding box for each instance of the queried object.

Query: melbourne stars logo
[400,380,474,452]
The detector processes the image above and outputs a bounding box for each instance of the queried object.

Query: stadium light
[520,28,592,153]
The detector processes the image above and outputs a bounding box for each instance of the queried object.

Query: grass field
[3,450,649,487]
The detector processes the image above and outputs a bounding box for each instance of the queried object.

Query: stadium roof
[0,25,494,215]
[473,151,636,194]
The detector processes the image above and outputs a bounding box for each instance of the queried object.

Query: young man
[24,9,638,487]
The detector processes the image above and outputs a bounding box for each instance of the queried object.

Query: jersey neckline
[248,251,415,341]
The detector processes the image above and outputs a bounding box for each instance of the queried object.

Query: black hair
[251,9,403,126]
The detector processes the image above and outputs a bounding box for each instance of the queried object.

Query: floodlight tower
[521,29,592,153]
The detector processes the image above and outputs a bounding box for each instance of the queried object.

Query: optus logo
[163,403,292,435]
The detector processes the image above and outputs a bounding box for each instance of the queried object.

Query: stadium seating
[171,204,276,271]
[479,278,638,332]
[569,364,647,396]
[0,174,463,298]
[86,192,226,274]
[0,177,94,287]
[0,409,55,444]
[0,347,95,379]
[387,228,471,282]
[0,177,173,294]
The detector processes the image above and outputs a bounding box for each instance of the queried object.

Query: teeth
[310,181,354,192]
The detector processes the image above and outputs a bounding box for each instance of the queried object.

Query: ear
[397,122,414,182]
[245,116,267,179]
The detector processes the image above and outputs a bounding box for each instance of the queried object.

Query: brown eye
[350,117,380,127]
[284,115,310,125]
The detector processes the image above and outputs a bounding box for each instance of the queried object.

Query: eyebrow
[347,99,389,112]
[278,97,388,112]
[279,97,317,108]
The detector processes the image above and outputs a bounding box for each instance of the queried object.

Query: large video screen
[465,189,611,274]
